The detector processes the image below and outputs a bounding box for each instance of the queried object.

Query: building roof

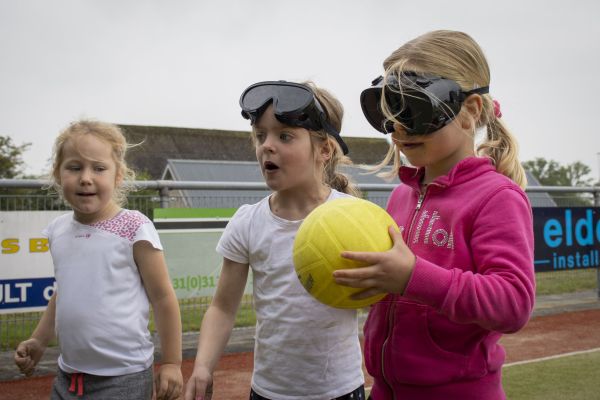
[120,124,390,179]
[161,159,555,208]
[161,159,397,208]
[524,170,557,207]
[120,124,555,208]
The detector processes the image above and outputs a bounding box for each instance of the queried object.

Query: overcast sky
[1,0,599,181]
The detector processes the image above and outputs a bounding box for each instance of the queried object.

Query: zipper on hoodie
[406,188,427,241]
[380,186,428,399]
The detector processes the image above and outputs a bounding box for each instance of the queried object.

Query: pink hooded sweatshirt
[364,157,535,400]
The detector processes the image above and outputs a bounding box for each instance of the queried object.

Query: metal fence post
[596,189,600,299]
[159,187,170,208]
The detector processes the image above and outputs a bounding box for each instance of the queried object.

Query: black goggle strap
[309,97,349,155]
[376,73,490,95]
[460,85,490,99]
[320,118,349,155]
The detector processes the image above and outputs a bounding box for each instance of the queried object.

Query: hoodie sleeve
[404,187,535,333]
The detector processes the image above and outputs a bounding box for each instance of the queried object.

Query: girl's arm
[410,188,535,333]
[184,257,249,400]
[14,292,57,376]
[134,241,183,400]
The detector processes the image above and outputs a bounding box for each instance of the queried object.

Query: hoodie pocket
[363,301,390,379]
[385,301,471,385]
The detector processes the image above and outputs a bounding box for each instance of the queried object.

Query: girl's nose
[79,168,93,184]
[261,134,276,152]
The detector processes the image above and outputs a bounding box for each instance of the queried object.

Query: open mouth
[264,161,279,171]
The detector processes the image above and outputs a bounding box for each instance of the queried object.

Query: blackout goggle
[240,80,349,154]
[360,72,489,135]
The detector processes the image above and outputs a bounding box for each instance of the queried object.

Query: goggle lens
[241,83,312,116]
[360,73,488,136]
[239,81,349,154]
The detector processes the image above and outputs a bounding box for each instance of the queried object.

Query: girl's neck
[74,202,122,225]
[269,184,331,221]
[423,161,453,185]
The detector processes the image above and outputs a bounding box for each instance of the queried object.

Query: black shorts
[250,384,366,400]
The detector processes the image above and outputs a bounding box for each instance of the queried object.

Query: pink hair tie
[492,99,502,118]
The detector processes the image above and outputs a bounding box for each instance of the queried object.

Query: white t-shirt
[216,189,364,400]
[43,209,163,376]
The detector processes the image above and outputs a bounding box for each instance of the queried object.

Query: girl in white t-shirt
[14,120,183,400]
[184,81,366,400]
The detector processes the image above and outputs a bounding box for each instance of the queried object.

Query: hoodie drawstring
[68,373,84,396]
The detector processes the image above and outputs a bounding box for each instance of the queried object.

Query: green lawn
[503,350,600,399]
[535,269,598,295]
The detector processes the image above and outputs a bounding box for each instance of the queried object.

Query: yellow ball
[293,197,398,309]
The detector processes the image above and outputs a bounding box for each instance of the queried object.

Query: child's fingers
[351,287,384,300]
[167,379,182,400]
[333,265,377,281]
[389,225,404,243]
[184,378,208,400]
[19,360,35,376]
[15,347,27,358]
[14,343,30,360]
[155,376,172,400]
[340,250,381,264]
[14,352,36,376]
[161,384,175,400]
[183,381,200,400]
[14,353,29,365]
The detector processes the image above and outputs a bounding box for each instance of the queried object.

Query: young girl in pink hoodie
[333,30,535,399]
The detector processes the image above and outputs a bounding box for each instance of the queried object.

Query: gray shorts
[50,367,153,399]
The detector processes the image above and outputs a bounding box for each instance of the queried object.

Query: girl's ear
[460,94,483,131]
[320,138,333,162]
[464,94,483,121]
[115,169,124,187]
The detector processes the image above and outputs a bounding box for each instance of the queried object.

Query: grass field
[503,349,600,399]
[535,269,598,295]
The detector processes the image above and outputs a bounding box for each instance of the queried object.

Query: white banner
[0,211,67,313]
[1,210,251,313]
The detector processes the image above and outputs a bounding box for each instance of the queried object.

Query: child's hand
[333,225,416,298]
[155,363,183,400]
[14,338,46,377]
[183,365,213,400]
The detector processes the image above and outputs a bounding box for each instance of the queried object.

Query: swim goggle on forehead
[360,72,489,135]
[239,80,349,154]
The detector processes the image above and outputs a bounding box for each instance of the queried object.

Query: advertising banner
[533,207,600,272]
[5,206,597,312]
[154,208,253,298]
[1,211,67,313]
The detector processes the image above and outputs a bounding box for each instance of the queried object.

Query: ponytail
[322,137,362,197]
[303,81,362,198]
[477,98,527,189]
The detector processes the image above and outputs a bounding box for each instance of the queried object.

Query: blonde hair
[375,30,526,188]
[249,81,361,197]
[50,119,136,206]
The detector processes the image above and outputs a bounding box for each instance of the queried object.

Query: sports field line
[503,347,600,368]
